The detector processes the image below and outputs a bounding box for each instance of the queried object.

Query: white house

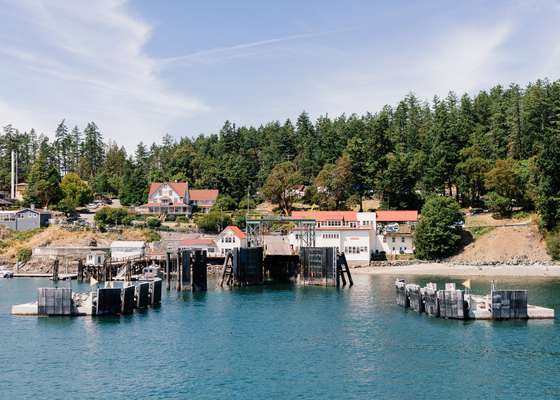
[375,210,418,257]
[110,241,146,260]
[290,211,376,262]
[216,225,247,256]
[137,182,219,216]
[289,210,417,262]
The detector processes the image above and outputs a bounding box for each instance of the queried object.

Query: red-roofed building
[216,225,247,255]
[137,182,219,216]
[288,209,418,261]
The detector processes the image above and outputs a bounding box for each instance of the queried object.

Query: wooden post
[176,251,182,291]
[52,259,59,281]
[77,260,84,281]
[166,251,171,290]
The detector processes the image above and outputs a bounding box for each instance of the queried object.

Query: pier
[395,279,555,320]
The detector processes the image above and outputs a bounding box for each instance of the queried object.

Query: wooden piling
[176,251,182,291]
[166,252,171,290]
[77,260,84,281]
[52,259,59,282]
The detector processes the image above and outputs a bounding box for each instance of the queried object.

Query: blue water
[1,274,560,399]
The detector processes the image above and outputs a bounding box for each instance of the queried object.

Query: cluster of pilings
[165,249,207,292]
[395,279,554,320]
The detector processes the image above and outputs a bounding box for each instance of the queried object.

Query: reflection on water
[0,274,559,399]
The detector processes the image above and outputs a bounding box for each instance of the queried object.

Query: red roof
[179,238,216,247]
[291,211,358,222]
[376,210,418,222]
[149,182,188,197]
[221,225,246,239]
[189,189,219,201]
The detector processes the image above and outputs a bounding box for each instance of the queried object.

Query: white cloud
[314,23,516,115]
[0,0,208,148]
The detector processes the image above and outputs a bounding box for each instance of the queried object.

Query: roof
[220,225,246,239]
[189,189,219,201]
[110,241,145,248]
[376,210,418,222]
[291,211,358,222]
[148,182,188,197]
[179,238,216,247]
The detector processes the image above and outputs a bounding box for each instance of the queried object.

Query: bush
[546,229,560,260]
[195,211,232,233]
[145,230,161,242]
[486,191,513,218]
[212,195,237,211]
[17,247,32,263]
[94,207,131,227]
[165,214,176,222]
[175,215,188,223]
[414,196,463,260]
[146,217,161,228]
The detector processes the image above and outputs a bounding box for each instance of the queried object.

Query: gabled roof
[189,189,219,201]
[179,238,216,247]
[376,210,418,222]
[220,225,246,239]
[291,210,358,222]
[149,182,188,197]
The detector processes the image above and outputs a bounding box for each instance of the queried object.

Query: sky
[1,0,560,149]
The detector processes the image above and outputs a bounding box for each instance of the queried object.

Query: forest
[2,78,560,237]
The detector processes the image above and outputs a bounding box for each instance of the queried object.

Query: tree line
[2,78,560,236]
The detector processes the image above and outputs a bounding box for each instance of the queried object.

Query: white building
[178,238,219,258]
[216,225,247,256]
[137,182,219,216]
[110,241,146,260]
[289,210,418,262]
[375,210,418,257]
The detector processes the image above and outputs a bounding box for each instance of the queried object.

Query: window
[322,233,339,239]
[401,237,405,243]
[392,237,396,243]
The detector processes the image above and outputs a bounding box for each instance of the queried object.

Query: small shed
[110,241,146,260]
[85,250,107,267]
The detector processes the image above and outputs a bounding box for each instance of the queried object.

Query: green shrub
[165,214,176,222]
[195,211,232,233]
[146,217,162,228]
[468,226,495,240]
[145,230,161,242]
[94,207,131,226]
[546,229,560,260]
[17,247,32,262]
[175,215,188,223]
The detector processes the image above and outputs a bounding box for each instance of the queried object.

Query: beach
[353,263,560,277]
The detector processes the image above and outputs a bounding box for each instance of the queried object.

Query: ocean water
[1,274,559,399]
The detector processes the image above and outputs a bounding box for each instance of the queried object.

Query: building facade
[137,182,219,216]
[289,210,418,262]
[216,226,247,256]
[178,238,219,258]
[0,208,51,231]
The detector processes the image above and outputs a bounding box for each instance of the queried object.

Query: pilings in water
[164,249,207,292]
[395,279,554,320]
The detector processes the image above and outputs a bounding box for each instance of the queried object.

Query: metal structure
[245,216,316,248]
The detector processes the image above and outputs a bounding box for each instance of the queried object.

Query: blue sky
[1,0,559,149]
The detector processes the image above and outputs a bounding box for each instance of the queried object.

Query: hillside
[451,214,550,264]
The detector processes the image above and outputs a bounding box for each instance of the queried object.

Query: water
[1,274,560,399]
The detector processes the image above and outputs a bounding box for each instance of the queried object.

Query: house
[216,225,247,256]
[289,211,376,262]
[189,189,220,213]
[375,210,418,256]
[110,241,146,260]
[0,208,51,231]
[289,185,307,199]
[137,182,219,216]
[288,209,418,261]
[178,238,219,258]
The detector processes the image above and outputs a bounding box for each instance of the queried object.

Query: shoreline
[351,263,560,278]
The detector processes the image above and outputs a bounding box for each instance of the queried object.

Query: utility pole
[10,150,15,199]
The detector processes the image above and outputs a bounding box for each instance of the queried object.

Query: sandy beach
[352,263,560,277]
